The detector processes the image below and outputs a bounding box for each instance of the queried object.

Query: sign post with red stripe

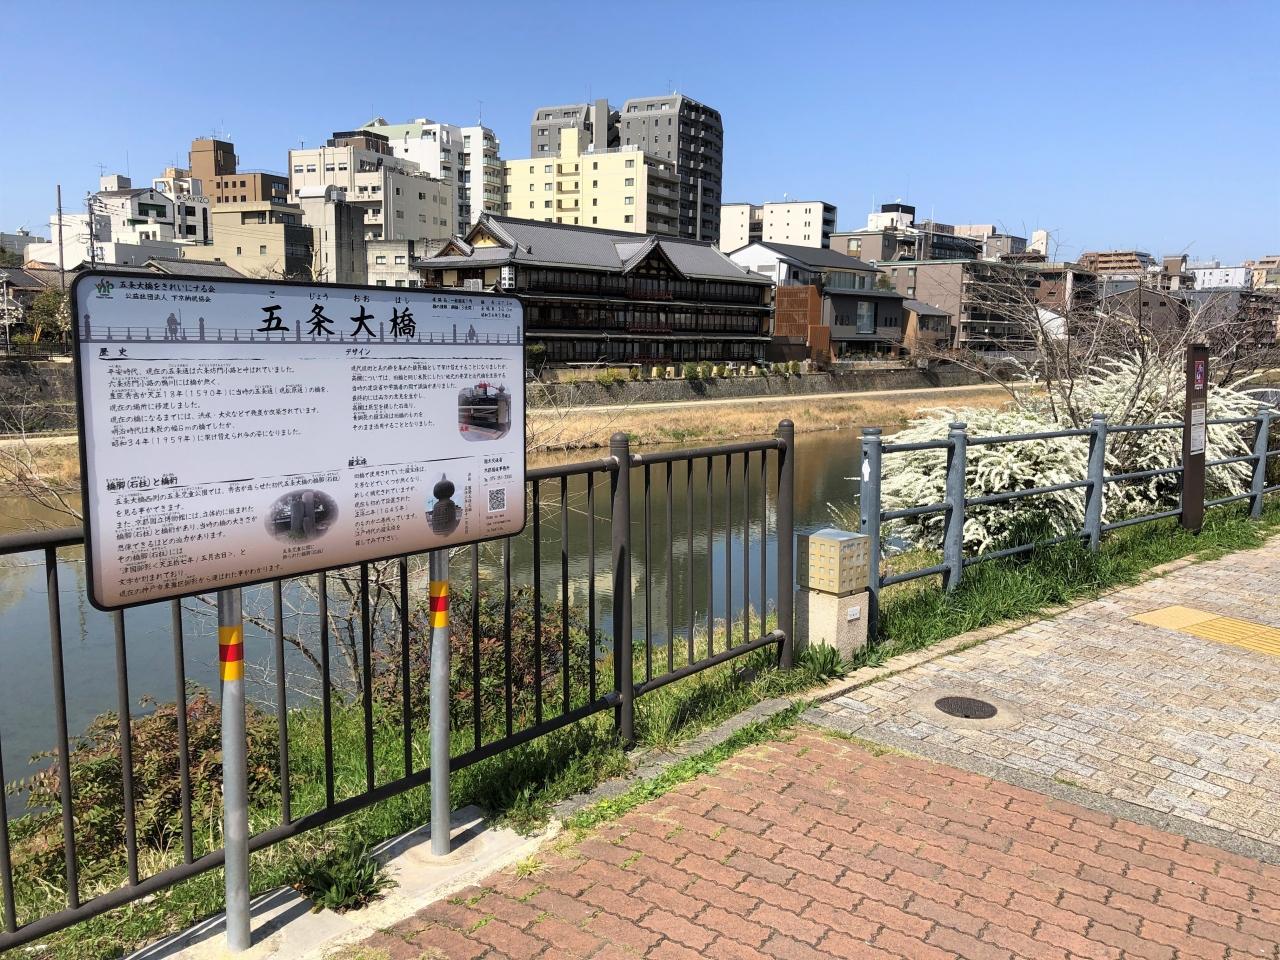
[217,587,251,951]
[428,551,452,857]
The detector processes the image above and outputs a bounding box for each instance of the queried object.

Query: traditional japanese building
[417,214,772,365]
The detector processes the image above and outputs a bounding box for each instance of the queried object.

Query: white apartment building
[1189,260,1252,290]
[366,239,426,288]
[360,117,502,231]
[289,130,455,244]
[719,200,836,252]
[293,186,368,285]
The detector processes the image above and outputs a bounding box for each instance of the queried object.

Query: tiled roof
[146,257,244,278]
[745,241,879,272]
[424,215,768,283]
[0,267,44,289]
[904,298,950,317]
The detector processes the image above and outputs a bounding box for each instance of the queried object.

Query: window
[856,302,876,334]
[544,200,552,208]
[419,192,426,200]
[625,159,635,168]
[376,280,387,286]
[592,162,598,170]
[624,178,635,186]
[592,216,598,224]
[375,255,387,264]
[395,280,405,287]
[544,183,553,191]
[292,165,303,173]
[395,255,406,264]
[235,246,242,255]
[624,215,634,223]
[624,196,634,205]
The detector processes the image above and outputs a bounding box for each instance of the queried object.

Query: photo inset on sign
[427,475,461,535]
[458,382,512,441]
[265,489,339,543]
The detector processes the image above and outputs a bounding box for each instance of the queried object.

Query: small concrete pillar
[794,528,871,659]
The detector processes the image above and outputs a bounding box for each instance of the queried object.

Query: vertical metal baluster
[644,463,653,684]
[686,459,694,666]
[0,716,15,933]
[560,476,571,713]
[472,544,482,750]
[705,456,714,656]
[503,538,514,737]
[360,563,374,792]
[666,462,674,674]
[171,600,194,861]
[724,455,733,649]
[318,572,334,807]
[399,557,412,778]
[759,449,768,638]
[270,585,290,826]
[742,450,750,642]
[777,421,795,668]
[532,480,543,725]
[45,547,78,907]
[112,611,138,885]
[587,473,597,703]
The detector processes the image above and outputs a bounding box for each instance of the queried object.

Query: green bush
[593,369,626,387]
[8,689,279,890]
[683,363,701,381]
[525,343,547,375]
[628,365,642,382]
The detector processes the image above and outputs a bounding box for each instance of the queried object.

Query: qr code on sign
[487,487,506,513]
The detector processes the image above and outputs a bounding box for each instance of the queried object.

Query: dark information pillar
[1181,343,1209,532]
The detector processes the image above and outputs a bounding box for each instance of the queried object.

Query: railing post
[776,420,795,669]
[609,433,635,747]
[1085,413,1108,550]
[428,549,451,857]
[943,422,967,591]
[217,587,250,953]
[859,428,883,643]
[1251,408,1273,519]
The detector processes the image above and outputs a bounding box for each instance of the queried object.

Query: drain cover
[934,695,998,720]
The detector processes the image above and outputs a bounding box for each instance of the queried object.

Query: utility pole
[56,185,66,292]
[87,194,98,270]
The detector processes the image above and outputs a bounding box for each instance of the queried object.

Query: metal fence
[0,423,795,951]
[858,409,1280,632]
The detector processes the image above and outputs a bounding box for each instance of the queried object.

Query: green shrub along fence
[0,425,797,952]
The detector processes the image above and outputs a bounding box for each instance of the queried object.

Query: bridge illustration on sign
[78,312,521,346]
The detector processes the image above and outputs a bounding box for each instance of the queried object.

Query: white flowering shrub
[859,358,1263,553]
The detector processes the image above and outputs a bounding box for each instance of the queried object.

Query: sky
[2,0,1277,264]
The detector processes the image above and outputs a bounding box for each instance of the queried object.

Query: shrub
[525,343,547,375]
[628,365,642,382]
[683,362,701,381]
[593,369,626,387]
[8,689,279,889]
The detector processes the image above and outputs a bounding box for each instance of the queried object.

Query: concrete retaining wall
[527,364,987,408]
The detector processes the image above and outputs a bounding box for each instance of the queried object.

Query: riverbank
[527,381,1020,452]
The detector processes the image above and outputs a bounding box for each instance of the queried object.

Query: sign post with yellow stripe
[428,551,452,857]
[217,588,251,951]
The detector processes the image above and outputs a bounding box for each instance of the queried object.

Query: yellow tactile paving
[1130,605,1221,629]
[1131,605,1280,657]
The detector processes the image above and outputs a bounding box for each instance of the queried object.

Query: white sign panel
[71,271,525,610]
[1189,403,1207,456]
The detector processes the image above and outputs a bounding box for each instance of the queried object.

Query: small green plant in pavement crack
[290,838,394,913]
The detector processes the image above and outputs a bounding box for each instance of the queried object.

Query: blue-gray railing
[859,408,1279,634]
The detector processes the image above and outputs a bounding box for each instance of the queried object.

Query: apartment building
[1251,255,1280,290]
[530,93,724,243]
[199,201,312,279]
[289,130,454,243]
[729,240,904,359]
[292,185,367,285]
[831,204,980,263]
[360,116,502,229]
[1077,249,1158,279]
[953,224,1028,260]
[881,259,1036,354]
[189,138,289,207]
[719,201,837,252]
[502,127,679,236]
[0,230,45,260]
[1189,260,1252,289]
[419,214,771,364]
[530,99,617,155]
[366,239,425,288]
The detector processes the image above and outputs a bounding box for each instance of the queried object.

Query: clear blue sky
[3,0,1276,263]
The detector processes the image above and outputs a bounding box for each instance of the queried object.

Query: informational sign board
[1181,343,1209,532]
[70,271,525,610]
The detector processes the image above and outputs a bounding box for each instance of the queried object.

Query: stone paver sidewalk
[813,540,1280,848]
[349,729,1280,959]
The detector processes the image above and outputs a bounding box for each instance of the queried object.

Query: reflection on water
[0,429,865,800]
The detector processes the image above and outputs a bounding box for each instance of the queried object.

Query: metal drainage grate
[934,695,998,720]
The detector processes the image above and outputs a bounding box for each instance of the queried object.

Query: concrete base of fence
[794,587,870,660]
[126,806,553,960]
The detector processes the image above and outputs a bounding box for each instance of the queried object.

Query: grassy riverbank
[528,382,1019,453]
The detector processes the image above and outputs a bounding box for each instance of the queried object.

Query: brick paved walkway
[813,540,1280,848]
[348,729,1280,959]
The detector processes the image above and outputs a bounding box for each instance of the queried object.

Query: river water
[0,428,867,798]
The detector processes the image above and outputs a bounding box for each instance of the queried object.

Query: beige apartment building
[289,131,454,243]
[501,127,678,235]
[196,201,313,279]
[189,138,289,207]
[719,200,836,252]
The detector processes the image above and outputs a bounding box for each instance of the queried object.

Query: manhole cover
[934,695,998,720]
